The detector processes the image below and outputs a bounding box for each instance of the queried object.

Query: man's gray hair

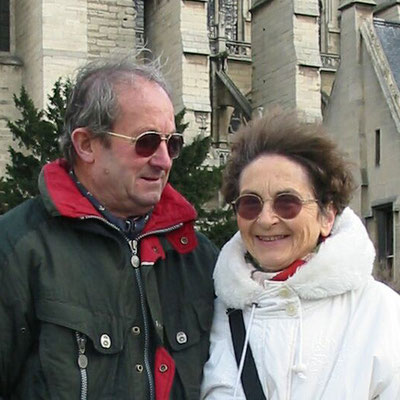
[60,52,171,165]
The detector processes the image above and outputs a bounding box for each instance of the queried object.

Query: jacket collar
[39,159,197,230]
[214,208,376,309]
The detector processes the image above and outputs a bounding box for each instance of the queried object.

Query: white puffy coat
[201,208,400,399]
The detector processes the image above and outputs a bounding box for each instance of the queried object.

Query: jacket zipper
[79,215,183,399]
[128,225,183,400]
[75,331,88,400]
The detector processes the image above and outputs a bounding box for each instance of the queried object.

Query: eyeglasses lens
[135,133,183,159]
[273,194,302,219]
[236,195,263,220]
[135,133,160,157]
[167,135,184,159]
[235,194,303,220]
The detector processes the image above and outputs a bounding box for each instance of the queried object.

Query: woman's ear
[320,203,337,237]
[71,128,95,164]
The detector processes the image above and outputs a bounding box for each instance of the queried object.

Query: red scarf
[271,259,306,281]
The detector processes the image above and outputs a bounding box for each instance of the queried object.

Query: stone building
[324,0,400,288]
[1,0,339,169]
[0,0,399,287]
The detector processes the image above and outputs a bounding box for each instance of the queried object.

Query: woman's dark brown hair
[222,109,356,214]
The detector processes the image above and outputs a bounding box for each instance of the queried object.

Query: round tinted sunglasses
[106,131,184,159]
[232,193,318,220]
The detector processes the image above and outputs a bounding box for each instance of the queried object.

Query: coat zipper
[75,331,88,400]
[128,224,182,400]
[79,215,183,399]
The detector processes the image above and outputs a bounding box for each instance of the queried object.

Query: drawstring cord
[291,301,307,379]
[233,303,258,399]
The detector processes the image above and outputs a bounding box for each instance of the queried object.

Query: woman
[201,110,400,399]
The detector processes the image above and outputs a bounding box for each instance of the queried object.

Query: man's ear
[71,128,95,163]
[320,203,337,237]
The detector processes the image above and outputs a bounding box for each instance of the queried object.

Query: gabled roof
[374,19,400,89]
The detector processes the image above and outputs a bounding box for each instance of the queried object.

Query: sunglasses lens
[274,194,302,219]
[235,195,263,220]
[135,133,161,157]
[167,135,184,159]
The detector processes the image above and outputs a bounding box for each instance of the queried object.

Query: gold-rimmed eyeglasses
[232,193,318,220]
[106,131,184,159]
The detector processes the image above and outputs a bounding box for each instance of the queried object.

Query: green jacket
[0,160,218,400]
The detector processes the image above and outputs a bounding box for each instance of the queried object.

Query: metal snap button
[131,326,141,335]
[159,363,168,373]
[100,334,111,349]
[286,304,297,316]
[279,287,291,298]
[180,236,188,245]
[176,331,187,344]
[135,364,144,373]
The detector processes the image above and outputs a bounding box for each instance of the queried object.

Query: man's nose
[149,139,173,170]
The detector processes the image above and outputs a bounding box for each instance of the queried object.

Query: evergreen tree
[0,83,237,247]
[0,80,71,213]
[170,109,237,248]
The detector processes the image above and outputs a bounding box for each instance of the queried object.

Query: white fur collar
[214,208,376,309]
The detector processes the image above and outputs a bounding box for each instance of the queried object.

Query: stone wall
[146,0,211,142]
[226,59,252,97]
[0,62,22,175]
[251,0,321,120]
[87,0,135,58]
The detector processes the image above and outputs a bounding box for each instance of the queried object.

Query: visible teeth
[258,235,285,242]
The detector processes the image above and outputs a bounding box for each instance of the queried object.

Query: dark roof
[374,19,400,89]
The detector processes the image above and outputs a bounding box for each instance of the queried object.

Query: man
[0,56,218,399]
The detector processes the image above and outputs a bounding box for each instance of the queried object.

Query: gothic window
[0,0,10,52]
[224,0,238,41]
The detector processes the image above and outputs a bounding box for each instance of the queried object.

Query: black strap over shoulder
[227,308,267,400]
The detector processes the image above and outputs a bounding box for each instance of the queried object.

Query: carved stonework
[320,53,340,70]
[133,0,144,48]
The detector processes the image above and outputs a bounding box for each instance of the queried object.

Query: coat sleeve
[0,252,35,396]
[200,299,246,400]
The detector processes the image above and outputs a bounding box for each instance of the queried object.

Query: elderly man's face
[89,78,176,218]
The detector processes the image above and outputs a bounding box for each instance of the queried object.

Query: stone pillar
[145,0,211,142]
[251,0,322,122]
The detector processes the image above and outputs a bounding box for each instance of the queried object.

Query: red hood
[40,159,197,230]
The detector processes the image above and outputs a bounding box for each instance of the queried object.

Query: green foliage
[0,84,236,247]
[0,79,72,213]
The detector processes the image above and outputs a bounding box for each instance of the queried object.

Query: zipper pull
[129,239,140,268]
[76,332,88,369]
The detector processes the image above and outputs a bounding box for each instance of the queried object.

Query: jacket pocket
[163,299,213,399]
[36,299,129,400]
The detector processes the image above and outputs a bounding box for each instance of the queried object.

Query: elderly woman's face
[237,154,335,272]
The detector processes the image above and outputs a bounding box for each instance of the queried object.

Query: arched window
[0,0,10,52]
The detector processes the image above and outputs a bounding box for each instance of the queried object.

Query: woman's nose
[256,200,279,226]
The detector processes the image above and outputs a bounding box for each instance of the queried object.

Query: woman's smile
[237,154,334,272]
